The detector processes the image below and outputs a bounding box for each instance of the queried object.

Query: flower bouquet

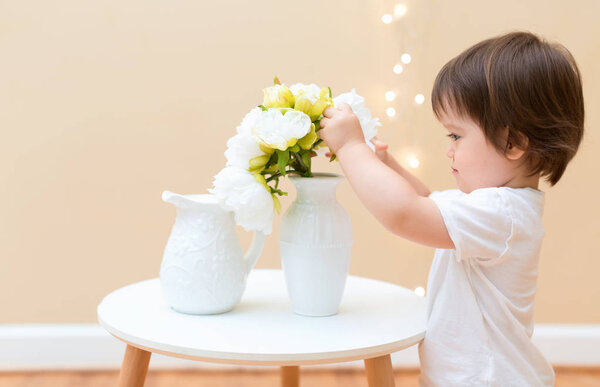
[209,77,381,236]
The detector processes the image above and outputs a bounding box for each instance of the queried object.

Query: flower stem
[265,170,303,182]
[292,152,307,172]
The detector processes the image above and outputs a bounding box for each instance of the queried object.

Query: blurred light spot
[394,4,408,17]
[408,156,420,169]
[382,14,393,24]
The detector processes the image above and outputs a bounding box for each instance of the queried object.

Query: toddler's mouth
[451,167,458,174]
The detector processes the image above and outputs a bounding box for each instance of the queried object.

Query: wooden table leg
[118,344,152,387]
[364,354,395,387]
[281,365,299,387]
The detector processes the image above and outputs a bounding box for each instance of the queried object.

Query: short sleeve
[428,188,514,264]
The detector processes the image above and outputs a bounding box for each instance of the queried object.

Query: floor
[0,368,599,386]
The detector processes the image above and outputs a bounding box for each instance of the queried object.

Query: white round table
[97,269,426,387]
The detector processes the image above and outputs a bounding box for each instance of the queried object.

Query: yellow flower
[294,87,333,121]
[248,154,271,174]
[263,84,295,109]
[297,123,318,150]
[258,142,275,154]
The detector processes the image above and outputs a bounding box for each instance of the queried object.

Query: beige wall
[1,0,598,324]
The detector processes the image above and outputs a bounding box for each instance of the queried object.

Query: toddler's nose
[446,144,454,159]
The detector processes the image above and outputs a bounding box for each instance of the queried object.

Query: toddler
[319,31,584,386]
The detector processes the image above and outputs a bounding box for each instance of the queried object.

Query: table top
[97,269,427,366]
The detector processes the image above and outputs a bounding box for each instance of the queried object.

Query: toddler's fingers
[323,107,335,118]
[376,142,389,151]
[370,136,384,145]
[370,137,388,151]
[338,102,352,112]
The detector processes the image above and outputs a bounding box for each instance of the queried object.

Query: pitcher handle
[244,231,266,276]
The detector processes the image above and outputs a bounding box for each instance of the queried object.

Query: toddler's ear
[505,134,528,160]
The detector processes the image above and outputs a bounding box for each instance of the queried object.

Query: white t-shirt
[418,187,554,387]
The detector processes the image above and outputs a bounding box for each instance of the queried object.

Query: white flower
[208,167,275,235]
[236,107,263,136]
[251,108,311,151]
[333,89,381,151]
[224,133,265,170]
[289,83,322,102]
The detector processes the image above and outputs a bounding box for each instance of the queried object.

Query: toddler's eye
[446,133,460,141]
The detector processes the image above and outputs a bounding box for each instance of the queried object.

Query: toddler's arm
[378,148,431,197]
[318,103,454,250]
[327,137,431,197]
[336,142,453,249]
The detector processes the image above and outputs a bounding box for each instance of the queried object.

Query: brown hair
[431,31,584,186]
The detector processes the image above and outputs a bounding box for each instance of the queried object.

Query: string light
[381,4,429,171]
[394,4,408,17]
[414,286,425,297]
[408,155,420,168]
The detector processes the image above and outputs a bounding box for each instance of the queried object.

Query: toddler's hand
[318,103,365,154]
[324,136,389,162]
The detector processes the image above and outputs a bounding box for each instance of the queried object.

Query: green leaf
[329,154,337,162]
[258,104,268,111]
[276,149,289,176]
[328,87,332,98]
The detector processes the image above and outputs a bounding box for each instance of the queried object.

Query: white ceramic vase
[160,191,265,315]
[279,172,353,317]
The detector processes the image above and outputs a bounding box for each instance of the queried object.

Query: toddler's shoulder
[428,187,501,206]
[428,188,463,201]
[429,186,544,222]
[430,187,543,204]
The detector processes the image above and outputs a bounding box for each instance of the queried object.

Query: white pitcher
[160,190,265,315]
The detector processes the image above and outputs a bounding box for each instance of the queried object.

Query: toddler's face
[438,107,517,194]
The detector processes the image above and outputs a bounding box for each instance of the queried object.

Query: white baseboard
[0,324,598,371]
